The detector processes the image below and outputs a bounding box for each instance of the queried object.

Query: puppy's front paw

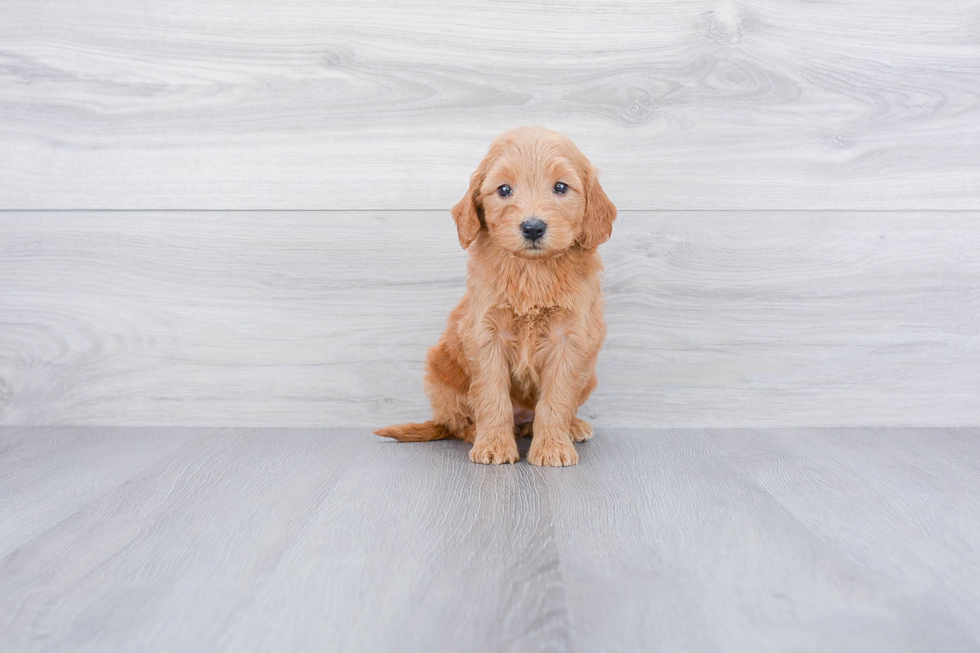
[469,438,519,465]
[570,417,594,442]
[527,439,578,467]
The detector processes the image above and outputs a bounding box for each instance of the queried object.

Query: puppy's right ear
[450,167,483,250]
[450,141,504,249]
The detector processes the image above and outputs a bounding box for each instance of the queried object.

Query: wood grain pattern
[216,437,571,652]
[1,1,979,209]
[539,427,980,652]
[2,426,979,651]
[0,427,369,652]
[1,210,978,427]
[0,426,197,553]
[0,427,571,652]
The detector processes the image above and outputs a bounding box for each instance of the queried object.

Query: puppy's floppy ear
[578,168,617,250]
[450,140,506,249]
[449,167,484,250]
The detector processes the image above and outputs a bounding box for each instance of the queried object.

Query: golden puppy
[375,126,616,466]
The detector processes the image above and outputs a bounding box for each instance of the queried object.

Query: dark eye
[554,182,568,195]
[497,184,512,198]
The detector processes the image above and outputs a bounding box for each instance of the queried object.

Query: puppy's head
[451,126,616,257]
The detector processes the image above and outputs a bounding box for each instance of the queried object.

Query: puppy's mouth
[517,241,554,258]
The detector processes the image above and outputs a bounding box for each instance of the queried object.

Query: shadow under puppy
[376,125,617,466]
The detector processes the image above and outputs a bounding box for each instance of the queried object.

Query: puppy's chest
[498,305,566,388]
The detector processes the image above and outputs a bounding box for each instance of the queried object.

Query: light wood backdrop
[1,0,978,426]
[2,212,978,427]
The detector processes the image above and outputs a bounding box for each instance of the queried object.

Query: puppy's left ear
[578,169,617,250]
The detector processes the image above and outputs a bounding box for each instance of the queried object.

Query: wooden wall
[1,1,978,426]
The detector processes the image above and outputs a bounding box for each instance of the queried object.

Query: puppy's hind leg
[565,372,597,442]
[376,338,475,443]
[514,402,536,438]
[424,340,476,443]
[570,417,594,442]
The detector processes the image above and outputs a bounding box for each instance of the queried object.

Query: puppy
[375,126,616,466]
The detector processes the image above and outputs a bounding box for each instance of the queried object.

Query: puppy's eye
[554,182,569,195]
[497,185,512,198]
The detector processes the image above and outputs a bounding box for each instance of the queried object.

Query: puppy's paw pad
[469,440,519,465]
[527,440,578,467]
[570,418,594,442]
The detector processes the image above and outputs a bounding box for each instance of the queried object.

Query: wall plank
[1,0,979,210]
[1,210,977,427]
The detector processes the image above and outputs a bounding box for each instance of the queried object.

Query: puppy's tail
[374,420,455,442]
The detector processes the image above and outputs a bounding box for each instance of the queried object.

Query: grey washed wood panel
[0,426,198,553]
[1,1,979,209]
[2,426,979,652]
[1,210,978,427]
[540,427,980,652]
[0,427,369,652]
[216,437,571,652]
[0,427,570,652]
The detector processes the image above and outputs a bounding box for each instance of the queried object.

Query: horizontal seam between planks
[2,209,980,214]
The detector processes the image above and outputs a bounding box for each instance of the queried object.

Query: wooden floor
[2,426,978,652]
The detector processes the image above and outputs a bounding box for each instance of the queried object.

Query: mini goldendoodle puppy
[376,126,616,466]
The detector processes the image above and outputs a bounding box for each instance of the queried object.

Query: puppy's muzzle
[520,218,547,242]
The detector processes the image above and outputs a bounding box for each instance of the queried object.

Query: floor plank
[711,428,980,648]
[2,1,979,209]
[216,438,572,652]
[0,426,198,553]
[540,428,980,652]
[0,428,367,652]
[1,211,978,428]
[1,427,978,652]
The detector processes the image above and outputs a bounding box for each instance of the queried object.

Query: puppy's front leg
[527,334,587,467]
[468,328,519,465]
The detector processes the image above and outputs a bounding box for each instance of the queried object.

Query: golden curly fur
[375,126,617,466]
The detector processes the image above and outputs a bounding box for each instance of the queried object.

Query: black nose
[521,218,547,242]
